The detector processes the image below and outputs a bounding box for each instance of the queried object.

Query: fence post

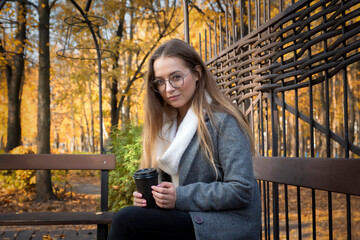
[183,0,189,44]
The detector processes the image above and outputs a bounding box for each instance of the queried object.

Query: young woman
[108,39,261,240]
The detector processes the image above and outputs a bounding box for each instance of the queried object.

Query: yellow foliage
[9,146,35,154]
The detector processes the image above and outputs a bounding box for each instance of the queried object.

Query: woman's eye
[155,80,164,85]
[171,75,182,81]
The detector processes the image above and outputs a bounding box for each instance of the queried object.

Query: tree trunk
[5,2,27,152]
[110,2,126,129]
[36,0,56,202]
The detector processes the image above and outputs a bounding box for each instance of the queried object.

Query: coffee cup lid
[133,168,159,179]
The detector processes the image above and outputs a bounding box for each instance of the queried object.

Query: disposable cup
[133,168,159,208]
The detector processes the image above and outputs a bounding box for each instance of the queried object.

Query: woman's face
[153,56,198,118]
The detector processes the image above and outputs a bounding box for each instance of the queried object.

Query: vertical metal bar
[271,89,279,240]
[256,0,259,28]
[219,15,222,51]
[265,98,269,156]
[343,53,351,240]
[309,66,317,240]
[263,181,268,239]
[260,93,265,155]
[282,88,286,156]
[214,19,217,55]
[205,29,207,61]
[101,170,109,210]
[267,181,271,240]
[98,169,109,240]
[289,15,301,239]
[312,189,316,240]
[259,181,263,240]
[199,33,202,58]
[306,4,317,237]
[248,0,251,34]
[322,4,333,238]
[240,0,244,38]
[279,0,282,12]
[209,25,212,59]
[322,4,331,162]
[280,46,289,238]
[329,192,333,240]
[225,4,229,48]
[297,186,302,240]
[341,2,351,238]
[347,194,351,240]
[285,185,289,240]
[231,0,236,42]
[267,0,270,21]
[263,0,266,23]
[183,0,189,44]
[258,101,261,156]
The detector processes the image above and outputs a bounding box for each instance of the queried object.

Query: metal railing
[191,0,360,239]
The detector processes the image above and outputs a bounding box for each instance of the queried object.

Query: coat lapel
[178,135,200,186]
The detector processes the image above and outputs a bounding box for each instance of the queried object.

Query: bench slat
[0,212,115,226]
[0,154,116,170]
[14,231,34,240]
[253,156,360,196]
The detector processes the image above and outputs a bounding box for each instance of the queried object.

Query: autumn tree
[36,0,56,201]
[108,0,183,129]
[1,2,27,153]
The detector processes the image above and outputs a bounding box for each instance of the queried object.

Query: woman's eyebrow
[154,70,183,79]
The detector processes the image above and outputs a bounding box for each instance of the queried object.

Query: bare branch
[49,0,58,11]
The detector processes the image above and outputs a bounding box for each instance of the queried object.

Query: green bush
[108,123,143,212]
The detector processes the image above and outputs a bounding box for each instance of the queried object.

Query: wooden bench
[253,156,360,196]
[252,156,360,239]
[0,154,116,240]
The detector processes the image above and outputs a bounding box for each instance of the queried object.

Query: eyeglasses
[151,71,191,92]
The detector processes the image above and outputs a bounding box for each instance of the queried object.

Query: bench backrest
[0,154,116,211]
[0,154,115,170]
[253,156,360,196]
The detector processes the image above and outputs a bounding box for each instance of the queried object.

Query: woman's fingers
[151,182,176,209]
[133,191,147,207]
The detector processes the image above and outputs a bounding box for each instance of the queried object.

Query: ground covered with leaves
[0,172,101,231]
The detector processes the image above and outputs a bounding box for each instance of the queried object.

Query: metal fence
[191,0,360,239]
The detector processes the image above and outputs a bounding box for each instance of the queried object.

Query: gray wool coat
[174,112,261,240]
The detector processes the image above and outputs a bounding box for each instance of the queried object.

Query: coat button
[194,216,204,224]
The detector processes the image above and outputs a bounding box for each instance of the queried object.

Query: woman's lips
[168,95,180,101]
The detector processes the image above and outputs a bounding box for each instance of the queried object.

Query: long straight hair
[141,39,254,170]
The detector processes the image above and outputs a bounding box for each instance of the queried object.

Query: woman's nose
[165,80,175,92]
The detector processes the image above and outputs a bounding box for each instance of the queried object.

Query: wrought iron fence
[192,0,360,239]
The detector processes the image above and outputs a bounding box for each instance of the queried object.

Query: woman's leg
[108,206,195,240]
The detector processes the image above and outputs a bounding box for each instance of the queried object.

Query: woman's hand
[151,182,177,209]
[133,191,147,207]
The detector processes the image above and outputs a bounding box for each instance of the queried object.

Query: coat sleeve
[175,113,256,212]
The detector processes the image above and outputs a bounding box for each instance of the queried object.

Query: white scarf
[156,107,198,187]
[156,92,212,187]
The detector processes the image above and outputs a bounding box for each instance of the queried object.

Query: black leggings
[108,206,196,240]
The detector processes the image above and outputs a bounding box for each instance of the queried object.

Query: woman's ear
[194,65,202,81]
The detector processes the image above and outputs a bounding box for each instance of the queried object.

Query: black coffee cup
[133,168,159,208]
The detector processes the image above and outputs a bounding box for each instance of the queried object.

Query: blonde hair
[141,39,254,170]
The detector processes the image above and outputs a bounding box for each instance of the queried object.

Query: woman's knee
[112,206,143,226]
